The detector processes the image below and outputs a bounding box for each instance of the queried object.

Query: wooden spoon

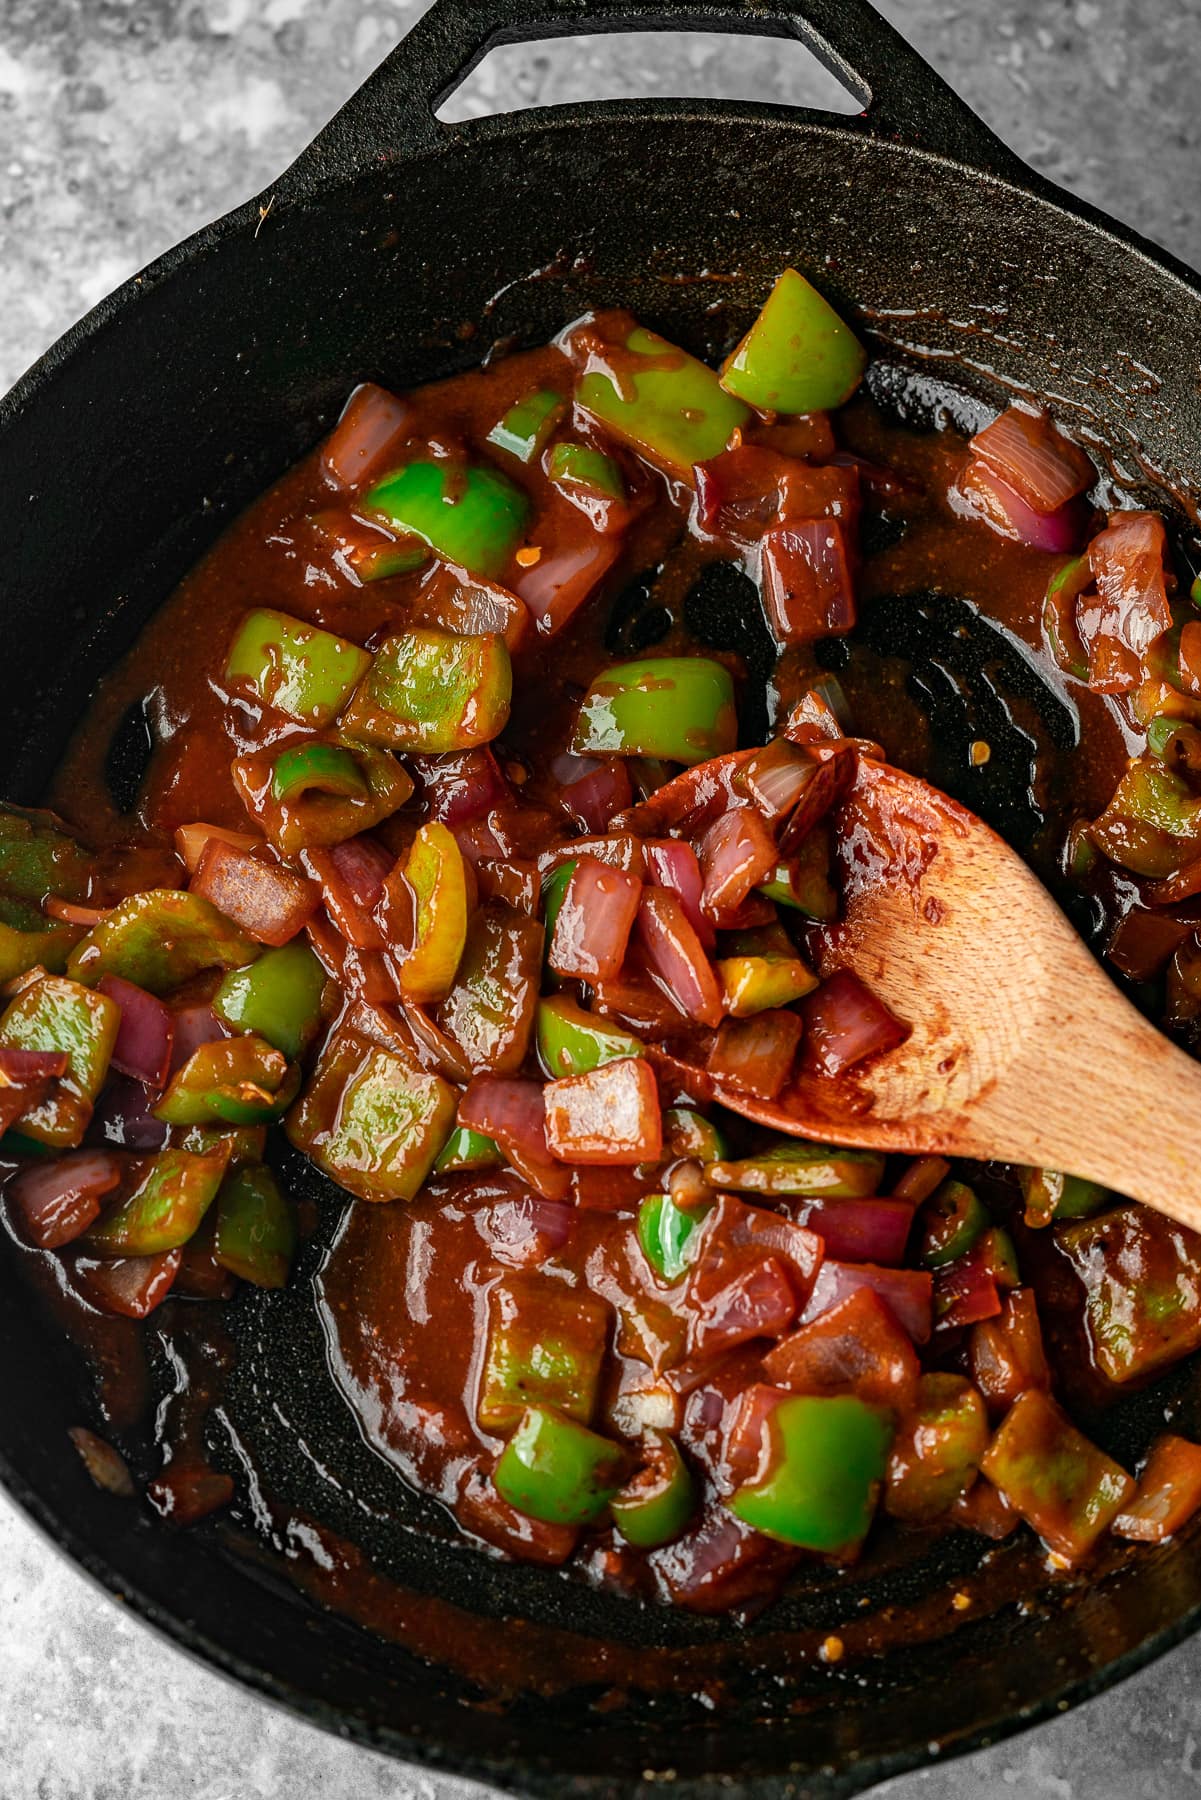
[711,758,1201,1228]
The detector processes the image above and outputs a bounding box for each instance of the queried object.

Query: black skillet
[4,1,1201,1793]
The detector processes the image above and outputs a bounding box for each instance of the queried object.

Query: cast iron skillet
[4,1,1201,1793]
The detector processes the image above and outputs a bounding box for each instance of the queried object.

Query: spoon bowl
[712,758,1201,1229]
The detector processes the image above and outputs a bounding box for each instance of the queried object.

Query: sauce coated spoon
[711,758,1201,1230]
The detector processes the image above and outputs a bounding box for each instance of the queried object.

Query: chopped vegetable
[801,970,909,1077]
[434,1124,504,1174]
[716,921,817,1016]
[87,1146,229,1255]
[286,1027,456,1202]
[493,1405,628,1525]
[364,459,529,578]
[536,993,643,1078]
[637,1190,709,1283]
[612,1432,695,1548]
[707,1009,803,1100]
[1058,1204,1201,1383]
[969,1289,1050,1416]
[398,821,470,1003]
[544,1056,662,1165]
[572,319,750,479]
[436,904,543,1075]
[548,442,624,504]
[1019,1166,1109,1228]
[214,942,326,1059]
[224,608,370,726]
[487,388,566,463]
[663,1106,726,1163]
[233,739,413,857]
[918,1178,988,1267]
[1112,1434,1201,1543]
[547,855,641,981]
[191,839,320,946]
[760,519,856,643]
[720,269,866,414]
[884,1373,989,1522]
[727,1389,892,1553]
[572,658,737,767]
[707,1142,885,1199]
[763,1286,920,1413]
[478,1276,609,1431]
[981,1390,1135,1564]
[68,891,258,994]
[0,975,120,1148]
[212,1161,296,1288]
[341,628,512,754]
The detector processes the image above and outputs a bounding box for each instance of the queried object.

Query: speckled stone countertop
[3,4,1201,1796]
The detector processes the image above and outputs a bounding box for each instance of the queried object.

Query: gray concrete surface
[3,1,1201,1794]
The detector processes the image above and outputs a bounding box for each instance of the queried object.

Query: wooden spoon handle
[1002,998,1201,1232]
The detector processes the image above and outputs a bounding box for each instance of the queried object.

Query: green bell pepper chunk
[233,738,412,859]
[212,1162,296,1289]
[214,942,326,1060]
[364,460,529,579]
[577,324,750,479]
[478,1276,609,1432]
[224,608,371,727]
[1020,1166,1110,1229]
[1090,754,1201,878]
[341,627,512,754]
[0,895,81,981]
[434,1125,504,1174]
[759,825,837,921]
[487,388,566,463]
[547,442,624,502]
[1192,574,1201,611]
[716,924,817,1017]
[885,1373,989,1523]
[919,1178,989,1267]
[707,1141,886,1199]
[0,974,120,1148]
[637,1192,709,1284]
[541,860,577,941]
[153,1035,295,1127]
[493,1405,628,1526]
[169,1123,267,1164]
[536,992,644,1077]
[719,267,867,415]
[87,1147,229,1255]
[1042,556,1091,681]
[572,657,737,766]
[399,821,470,1003]
[68,891,259,995]
[728,1393,892,1553]
[663,1106,727,1163]
[270,741,368,804]
[286,1027,456,1203]
[0,804,90,905]
[611,1431,695,1548]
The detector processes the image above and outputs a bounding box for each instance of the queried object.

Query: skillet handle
[281,0,1027,190]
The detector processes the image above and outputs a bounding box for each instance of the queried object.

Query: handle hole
[436,29,865,123]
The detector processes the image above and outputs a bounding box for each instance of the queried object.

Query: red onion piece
[147,1462,235,1526]
[191,839,320,948]
[695,1194,825,1300]
[736,738,817,824]
[555,757,633,835]
[169,1004,228,1075]
[762,1287,921,1412]
[953,458,1084,554]
[90,1074,170,1150]
[547,855,642,982]
[698,806,779,917]
[98,975,175,1087]
[934,1261,1002,1333]
[459,1077,570,1200]
[303,836,394,949]
[73,1249,182,1319]
[543,1057,663,1166]
[613,749,757,840]
[415,565,529,652]
[693,446,858,546]
[801,1259,933,1344]
[689,1256,797,1358]
[513,534,621,636]
[0,1048,68,1082]
[643,839,714,951]
[776,743,856,856]
[790,1196,914,1266]
[970,404,1094,513]
[320,381,411,492]
[174,822,264,878]
[635,888,724,1029]
[760,518,857,643]
[539,833,645,878]
[1085,510,1173,660]
[409,749,509,827]
[655,1498,796,1614]
[707,1010,804,1101]
[9,1149,125,1249]
[801,970,909,1077]
[479,1196,574,1266]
